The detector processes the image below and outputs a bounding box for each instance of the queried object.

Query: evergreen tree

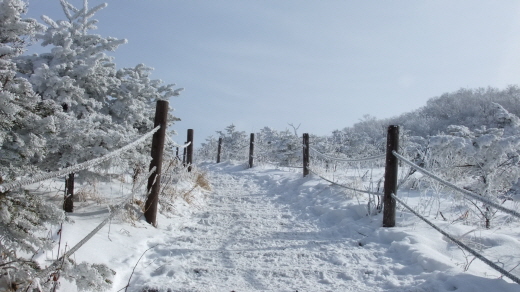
[0,0,58,180]
[0,1,65,289]
[19,0,128,171]
[17,0,183,172]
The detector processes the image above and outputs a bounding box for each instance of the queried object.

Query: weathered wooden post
[63,173,74,212]
[383,125,399,227]
[303,133,310,177]
[187,129,194,172]
[249,133,255,168]
[217,137,223,163]
[144,100,169,227]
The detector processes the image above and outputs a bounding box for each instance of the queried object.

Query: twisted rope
[309,167,383,197]
[0,126,160,193]
[392,193,520,284]
[392,151,520,220]
[310,147,385,163]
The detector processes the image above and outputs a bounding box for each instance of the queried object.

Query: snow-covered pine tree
[0,0,58,180]
[17,0,182,210]
[109,63,183,175]
[0,1,66,290]
[1,1,182,290]
[21,0,128,175]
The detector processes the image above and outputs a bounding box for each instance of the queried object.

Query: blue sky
[25,0,520,145]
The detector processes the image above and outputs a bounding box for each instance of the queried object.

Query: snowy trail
[50,162,520,292]
[128,164,425,292]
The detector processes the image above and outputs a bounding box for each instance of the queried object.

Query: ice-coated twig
[118,244,159,292]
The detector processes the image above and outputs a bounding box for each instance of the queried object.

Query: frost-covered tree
[18,0,128,172]
[110,63,182,172]
[0,1,64,289]
[0,0,59,180]
[387,86,520,138]
[197,135,219,162]
[17,0,182,210]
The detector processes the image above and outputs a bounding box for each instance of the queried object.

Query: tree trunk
[64,173,74,213]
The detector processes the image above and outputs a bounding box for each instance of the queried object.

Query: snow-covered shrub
[158,159,210,216]
[215,124,249,162]
[255,127,302,166]
[425,104,520,227]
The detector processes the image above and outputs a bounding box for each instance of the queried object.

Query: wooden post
[383,125,399,227]
[63,173,74,212]
[176,147,179,161]
[249,133,255,168]
[217,137,222,163]
[144,100,169,227]
[187,129,194,172]
[182,142,187,165]
[303,133,310,177]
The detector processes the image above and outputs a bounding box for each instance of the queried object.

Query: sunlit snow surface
[45,162,520,292]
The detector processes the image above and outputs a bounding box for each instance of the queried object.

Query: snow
[32,162,520,291]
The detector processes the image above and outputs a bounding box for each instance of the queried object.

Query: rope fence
[306,126,520,284]
[166,135,191,149]
[0,126,161,193]
[310,147,385,163]
[200,126,520,284]
[308,168,383,197]
[392,150,520,220]
[392,193,520,284]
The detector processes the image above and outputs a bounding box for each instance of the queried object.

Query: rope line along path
[392,193,520,284]
[308,168,383,197]
[392,151,520,220]
[310,147,386,163]
[0,126,160,193]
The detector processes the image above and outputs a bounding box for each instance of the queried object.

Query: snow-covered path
[128,164,430,292]
[51,162,520,291]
